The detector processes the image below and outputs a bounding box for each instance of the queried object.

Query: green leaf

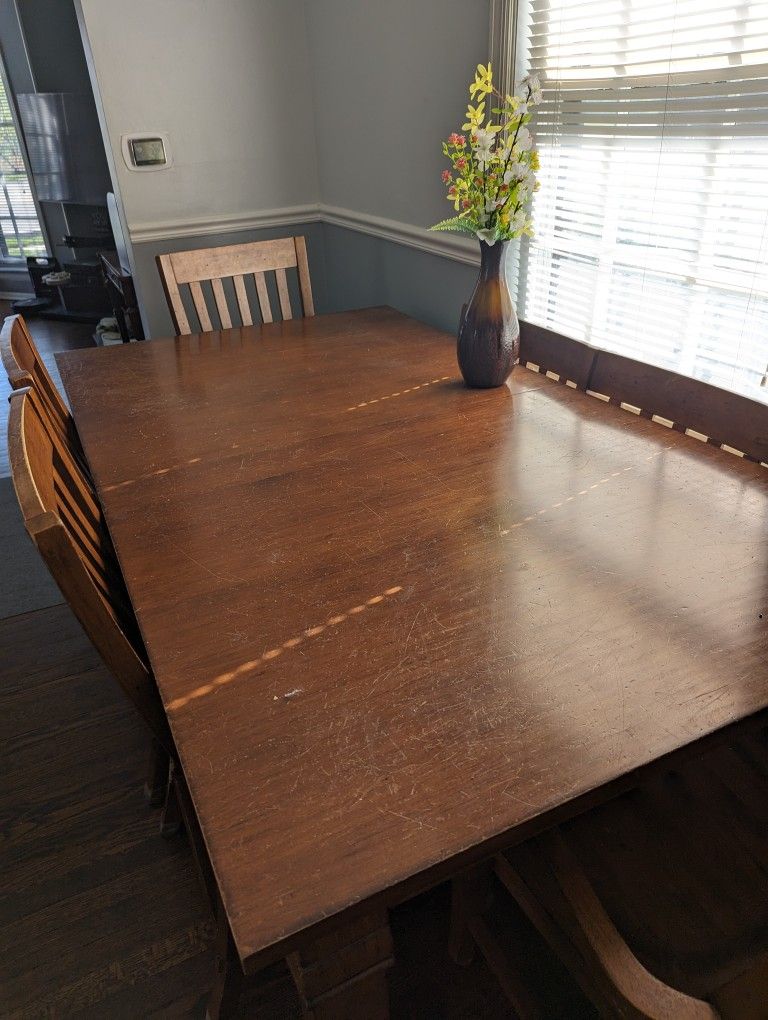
[429,217,478,236]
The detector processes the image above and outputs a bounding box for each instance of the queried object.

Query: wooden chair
[2,314,71,434]
[1,313,92,479]
[450,729,768,1018]
[7,384,171,809]
[156,235,315,336]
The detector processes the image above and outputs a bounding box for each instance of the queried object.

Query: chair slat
[157,254,191,335]
[233,274,252,327]
[275,269,292,320]
[254,272,273,324]
[211,277,232,330]
[44,427,131,625]
[52,486,126,607]
[55,481,107,567]
[29,395,132,618]
[294,235,315,317]
[189,281,213,333]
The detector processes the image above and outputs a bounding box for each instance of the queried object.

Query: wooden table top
[58,306,768,969]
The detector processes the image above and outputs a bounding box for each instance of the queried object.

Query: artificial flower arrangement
[431,63,542,246]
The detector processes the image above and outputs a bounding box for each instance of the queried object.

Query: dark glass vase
[457,240,520,388]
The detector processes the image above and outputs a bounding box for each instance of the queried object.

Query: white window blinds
[0,67,45,260]
[519,0,768,402]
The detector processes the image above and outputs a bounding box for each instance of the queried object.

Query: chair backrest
[7,385,170,748]
[1,313,93,480]
[1,314,73,431]
[156,235,315,336]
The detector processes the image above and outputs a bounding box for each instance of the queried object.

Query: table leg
[144,737,169,806]
[159,762,182,838]
[288,907,394,1019]
[206,899,243,1020]
[449,861,495,966]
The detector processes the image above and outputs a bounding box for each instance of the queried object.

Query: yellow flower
[469,62,493,99]
[529,150,540,171]
[462,101,485,132]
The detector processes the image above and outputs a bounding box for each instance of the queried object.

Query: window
[516,0,768,402]
[0,65,45,260]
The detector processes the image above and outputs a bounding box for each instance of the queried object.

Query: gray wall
[77,0,318,235]
[303,0,488,329]
[322,224,478,337]
[305,0,489,230]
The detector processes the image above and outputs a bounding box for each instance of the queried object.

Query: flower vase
[457,240,520,388]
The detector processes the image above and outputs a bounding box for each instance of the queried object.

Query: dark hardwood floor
[0,604,217,1018]
[0,302,95,477]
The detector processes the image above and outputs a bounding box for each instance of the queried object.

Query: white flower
[510,209,528,233]
[520,73,542,93]
[515,127,532,151]
[520,72,544,106]
[472,126,496,168]
[473,127,496,150]
[503,160,528,185]
[476,228,497,245]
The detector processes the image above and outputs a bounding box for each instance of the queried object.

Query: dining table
[57,305,768,1016]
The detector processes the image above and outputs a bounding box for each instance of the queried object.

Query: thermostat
[121,133,172,172]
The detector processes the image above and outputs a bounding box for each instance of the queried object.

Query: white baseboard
[129,203,480,267]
